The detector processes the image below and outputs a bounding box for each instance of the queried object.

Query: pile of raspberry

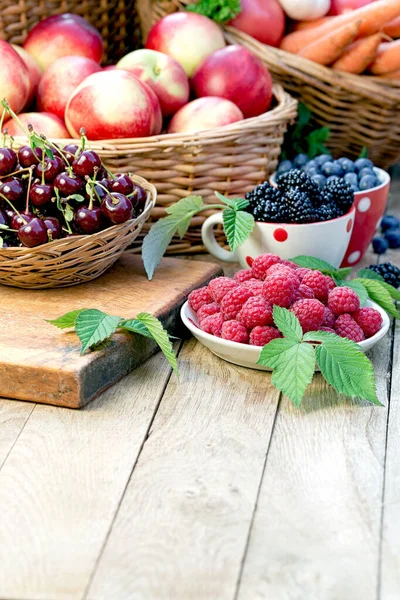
[188,253,383,346]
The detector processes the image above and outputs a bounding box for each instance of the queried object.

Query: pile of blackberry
[367,263,400,288]
[245,169,354,224]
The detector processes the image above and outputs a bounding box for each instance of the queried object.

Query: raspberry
[322,306,336,329]
[200,314,223,337]
[328,286,360,315]
[249,325,282,346]
[280,260,298,269]
[234,269,254,283]
[188,286,212,312]
[319,327,335,333]
[296,268,312,281]
[251,253,281,279]
[221,320,249,344]
[197,302,220,322]
[325,276,336,293]
[353,307,383,338]
[293,284,315,301]
[238,295,273,329]
[263,273,298,307]
[301,270,329,302]
[242,279,264,295]
[220,287,253,320]
[208,277,238,303]
[335,314,365,342]
[290,299,325,333]
[267,264,300,283]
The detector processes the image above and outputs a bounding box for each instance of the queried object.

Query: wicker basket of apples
[0,12,297,255]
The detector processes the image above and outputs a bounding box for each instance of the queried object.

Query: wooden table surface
[0,178,399,600]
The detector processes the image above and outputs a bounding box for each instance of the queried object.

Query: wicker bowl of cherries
[0,117,156,289]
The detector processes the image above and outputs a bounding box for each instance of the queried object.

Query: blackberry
[245,181,282,208]
[276,169,322,206]
[285,189,316,224]
[368,262,400,288]
[323,178,354,213]
[316,202,342,221]
[245,182,288,223]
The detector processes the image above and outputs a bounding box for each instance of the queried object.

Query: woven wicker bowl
[0,175,156,289]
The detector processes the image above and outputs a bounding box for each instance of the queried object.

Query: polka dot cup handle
[201,213,239,263]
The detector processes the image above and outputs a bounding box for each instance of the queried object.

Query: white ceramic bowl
[181,300,390,371]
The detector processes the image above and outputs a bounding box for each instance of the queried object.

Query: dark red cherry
[35,156,64,182]
[0,177,25,205]
[63,143,79,163]
[72,150,101,177]
[54,172,84,196]
[0,209,8,227]
[11,211,35,230]
[30,183,54,207]
[44,217,61,240]
[0,147,17,176]
[74,205,103,234]
[108,174,133,196]
[130,184,147,214]
[101,193,133,224]
[18,217,48,247]
[18,146,42,168]
[4,208,14,221]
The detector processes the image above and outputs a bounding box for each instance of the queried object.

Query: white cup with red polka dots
[201,205,356,269]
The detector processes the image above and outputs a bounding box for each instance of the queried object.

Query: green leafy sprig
[186,0,241,23]
[258,306,380,408]
[280,103,331,161]
[47,309,178,374]
[142,192,254,279]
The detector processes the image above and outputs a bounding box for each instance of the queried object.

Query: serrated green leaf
[222,207,254,251]
[75,309,121,354]
[338,280,369,307]
[134,312,178,374]
[64,204,74,223]
[380,281,400,301]
[46,309,88,329]
[45,148,54,160]
[258,338,299,365]
[307,127,330,158]
[119,318,154,339]
[314,334,381,405]
[336,267,352,279]
[165,195,204,216]
[357,268,385,282]
[214,191,248,210]
[355,278,400,318]
[290,255,336,274]
[186,0,241,23]
[272,306,302,342]
[67,194,85,202]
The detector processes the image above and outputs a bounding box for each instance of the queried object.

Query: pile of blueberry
[277,154,383,193]
[372,215,400,254]
[245,169,354,224]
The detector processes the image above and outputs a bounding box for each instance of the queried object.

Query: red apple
[145,13,226,77]
[167,97,244,134]
[191,45,273,119]
[12,45,43,109]
[0,41,30,117]
[4,112,69,138]
[37,56,101,119]
[23,13,103,71]
[329,0,375,14]
[103,65,116,71]
[117,49,189,117]
[229,0,285,47]
[140,80,163,135]
[65,70,161,140]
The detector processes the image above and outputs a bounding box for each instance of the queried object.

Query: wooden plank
[86,338,280,600]
[0,400,35,469]
[0,349,177,600]
[236,246,391,600]
[0,254,221,408]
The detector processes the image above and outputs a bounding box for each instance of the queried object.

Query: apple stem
[25,168,33,214]
[0,191,27,224]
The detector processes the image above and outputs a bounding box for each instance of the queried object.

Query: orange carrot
[383,15,400,37]
[280,0,400,54]
[298,21,361,65]
[293,17,332,31]
[370,39,400,73]
[378,67,400,78]
[332,33,382,73]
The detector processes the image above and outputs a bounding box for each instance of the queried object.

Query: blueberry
[276,160,293,175]
[385,228,400,249]
[350,184,360,193]
[344,172,358,186]
[293,153,309,169]
[354,158,374,172]
[315,154,332,167]
[358,167,375,180]
[321,162,343,177]
[359,175,379,190]
[372,237,389,254]
[326,175,341,183]
[305,167,319,177]
[304,159,318,171]
[312,174,327,189]
[337,157,356,173]
[381,215,400,232]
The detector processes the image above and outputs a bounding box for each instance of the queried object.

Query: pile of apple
[0,12,274,142]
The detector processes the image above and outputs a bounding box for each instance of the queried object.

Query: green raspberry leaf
[222,207,254,251]
[290,255,337,274]
[259,338,315,408]
[214,191,248,210]
[120,318,154,339]
[75,309,121,354]
[380,282,400,301]
[337,279,369,307]
[46,309,88,329]
[308,331,381,406]
[355,278,400,318]
[357,268,385,282]
[272,306,302,342]
[131,312,178,375]
[165,195,204,217]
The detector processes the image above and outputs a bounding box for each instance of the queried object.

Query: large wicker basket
[137,0,400,169]
[0,0,141,64]
[0,175,156,289]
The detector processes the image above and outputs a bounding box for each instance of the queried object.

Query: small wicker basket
[0,175,156,289]
[137,0,400,169]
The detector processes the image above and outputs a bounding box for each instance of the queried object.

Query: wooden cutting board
[0,255,222,409]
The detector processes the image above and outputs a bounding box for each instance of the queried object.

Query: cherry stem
[0,191,26,224]
[102,164,116,179]
[80,128,86,152]
[0,166,33,180]
[86,177,109,196]
[44,136,72,168]
[1,101,29,137]
[40,151,45,186]
[2,128,7,146]
[25,168,33,214]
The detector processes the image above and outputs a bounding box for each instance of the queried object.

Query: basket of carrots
[139,0,400,168]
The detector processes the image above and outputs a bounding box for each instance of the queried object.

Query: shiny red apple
[5,112,69,138]
[0,40,30,117]
[229,0,285,47]
[167,97,244,134]
[12,45,43,109]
